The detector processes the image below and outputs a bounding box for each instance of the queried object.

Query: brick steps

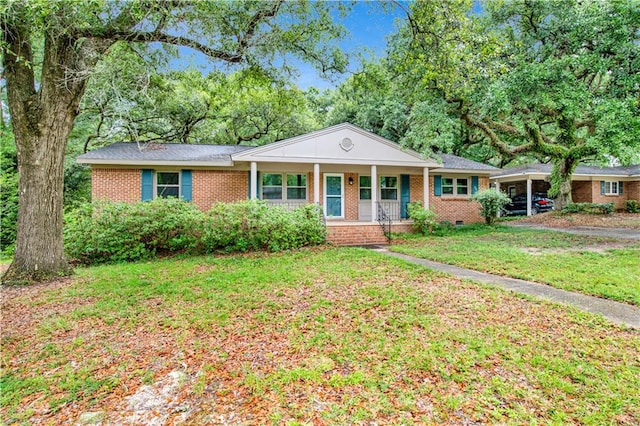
[327,223,413,246]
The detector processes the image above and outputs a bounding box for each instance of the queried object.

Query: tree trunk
[549,158,576,211]
[2,118,73,284]
[1,22,109,284]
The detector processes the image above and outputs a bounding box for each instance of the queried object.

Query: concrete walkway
[372,248,640,329]
[506,223,640,240]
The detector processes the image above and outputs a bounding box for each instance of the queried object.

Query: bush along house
[77,123,498,245]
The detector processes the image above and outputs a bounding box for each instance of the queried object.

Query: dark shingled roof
[493,163,640,178]
[77,142,253,162]
[436,154,500,171]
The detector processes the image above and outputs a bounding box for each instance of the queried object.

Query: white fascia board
[76,159,235,167]
[234,156,439,168]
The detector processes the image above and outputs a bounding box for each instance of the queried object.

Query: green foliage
[64,199,204,264]
[626,200,639,214]
[472,189,512,225]
[391,0,640,205]
[0,133,18,254]
[202,201,326,253]
[563,203,614,215]
[406,201,437,235]
[64,199,326,264]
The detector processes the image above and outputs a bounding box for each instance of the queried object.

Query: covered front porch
[232,123,440,224]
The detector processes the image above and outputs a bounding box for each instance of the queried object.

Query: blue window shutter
[181,170,192,201]
[434,175,442,196]
[141,169,153,201]
[400,174,410,219]
[619,181,623,195]
[257,171,261,200]
[600,181,606,195]
[471,176,479,195]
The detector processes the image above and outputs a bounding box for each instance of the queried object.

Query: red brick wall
[192,170,248,211]
[428,175,489,224]
[344,172,359,220]
[571,181,594,203]
[410,175,424,203]
[92,168,141,202]
[587,181,628,210]
[627,181,640,203]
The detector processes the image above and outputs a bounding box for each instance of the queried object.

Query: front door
[324,173,344,218]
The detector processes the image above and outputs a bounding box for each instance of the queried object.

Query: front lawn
[1,248,639,424]
[392,225,640,305]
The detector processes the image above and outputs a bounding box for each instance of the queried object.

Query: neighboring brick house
[491,163,640,214]
[77,123,497,244]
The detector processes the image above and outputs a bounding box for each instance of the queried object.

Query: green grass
[1,248,639,424]
[393,225,640,305]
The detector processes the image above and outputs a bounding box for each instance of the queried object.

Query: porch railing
[376,201,392,243]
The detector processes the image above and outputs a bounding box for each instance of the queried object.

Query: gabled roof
[433,154,500,174]
[492,163,640,179]
[231,123,441,168]
[77,143,253,166]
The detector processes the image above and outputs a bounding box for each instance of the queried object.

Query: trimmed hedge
[626,200,639,213]
[64,199,326,264]
[562,202,614,215]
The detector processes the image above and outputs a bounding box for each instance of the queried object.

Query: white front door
[324,173,344,218]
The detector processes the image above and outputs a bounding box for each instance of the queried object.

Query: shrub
[64,198,204,264]
[471,188,511,225]
[563,202,614,215]
[65,199,327,264]
[202,200,326,252]
[626,200,639,213]
[407,201,437,235]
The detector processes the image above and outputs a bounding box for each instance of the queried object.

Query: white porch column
[371,165,378,222]
[313,163,320,204]
[250,162,257,200]
[526,178,532,216]
[495,181,501,217]
[423,167,430,210]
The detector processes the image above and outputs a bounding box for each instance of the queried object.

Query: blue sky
[171,1,406,90]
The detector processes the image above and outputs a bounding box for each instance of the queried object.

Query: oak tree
[1,0,346,283]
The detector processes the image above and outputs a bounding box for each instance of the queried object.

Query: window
[262,173,307,200]
[442,177,470,196]
[457,179,469,195]
[441,177,454,195]
[156,172,179,198]
[262,173,283,199]
[359,176,371,200]
[380,176,398,200]
[604,181,619,195]
[286,174,307,200]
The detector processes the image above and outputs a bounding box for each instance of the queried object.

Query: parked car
[503,193,554,215]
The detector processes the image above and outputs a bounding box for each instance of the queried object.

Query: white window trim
[155,171,180,199]
[604,181,619,195]
[261,172,308,201]
[442,176,471,197]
